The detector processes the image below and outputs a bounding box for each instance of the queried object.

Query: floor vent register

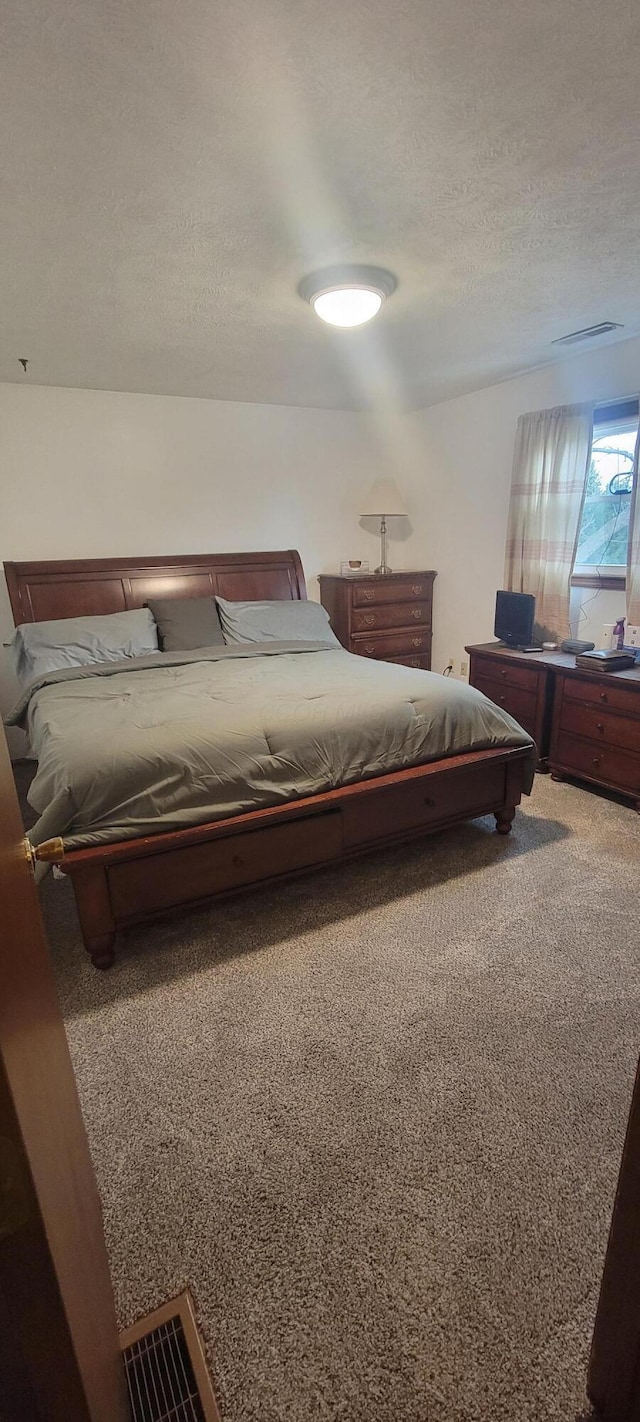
[120,1290,221,1422]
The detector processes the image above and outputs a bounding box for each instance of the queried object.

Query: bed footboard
[44,746,530,968]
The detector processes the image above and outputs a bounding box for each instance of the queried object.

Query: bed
[5,551,536,968]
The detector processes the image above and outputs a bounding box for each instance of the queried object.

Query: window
[573,400,638,581]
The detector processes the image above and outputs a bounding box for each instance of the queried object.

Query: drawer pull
[501,669,507,678]
[596,722,605,732]
[600,691,608,702]
[411,637,423,647]
[592,756,601,767]
[364,643,376,654]
[412,584,423,595]
[363,589,375,602]
[424,796,435,807]
[363,614,376,627]
[411,608,423,620]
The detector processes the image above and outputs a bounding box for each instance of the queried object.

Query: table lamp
[360,478,408,574]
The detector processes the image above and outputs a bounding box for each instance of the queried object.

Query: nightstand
[318,571,436,668]
[466,643,555,767]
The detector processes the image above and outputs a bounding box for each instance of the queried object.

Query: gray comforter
[7,642,536,850]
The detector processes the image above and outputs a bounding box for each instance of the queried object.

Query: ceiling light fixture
[299,265,396,328]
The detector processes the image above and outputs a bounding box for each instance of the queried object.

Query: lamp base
[375,515,393,575]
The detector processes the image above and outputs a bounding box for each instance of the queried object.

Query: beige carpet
[34,774,640,1421]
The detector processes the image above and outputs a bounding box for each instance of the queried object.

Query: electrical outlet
[626,625,640,647]
[460,660,468,677]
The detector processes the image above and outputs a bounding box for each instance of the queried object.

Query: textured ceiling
[2,0,640,410]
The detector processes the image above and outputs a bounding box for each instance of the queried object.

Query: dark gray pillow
[147,596,225,652]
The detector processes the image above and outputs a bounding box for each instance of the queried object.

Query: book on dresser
[318,570,436,668]
[575,649,636,672]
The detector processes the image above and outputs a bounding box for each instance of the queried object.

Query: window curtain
[627,425,640,624]
[504,402,593,640]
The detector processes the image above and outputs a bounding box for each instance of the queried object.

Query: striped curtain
[504,402,593,641]
[627,425,640,624]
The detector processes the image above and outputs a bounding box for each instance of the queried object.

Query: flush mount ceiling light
[299,265,396,328]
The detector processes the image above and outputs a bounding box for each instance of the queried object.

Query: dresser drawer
[563,674,640,719]
[560,699,640,754]
[352,602,431,633]
[352,630,430,659]
[473,675,538,735]
[552,732,640,794]
[352,578,429,607]
[387,654,431,670]
[472,654,539,693]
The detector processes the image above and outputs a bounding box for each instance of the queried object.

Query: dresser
[466,642,640,806]
[318,571,436,669]
[549,666,640,808]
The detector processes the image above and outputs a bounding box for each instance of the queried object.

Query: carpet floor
[32,773,640,1421]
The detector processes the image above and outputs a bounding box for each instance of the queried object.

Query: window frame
[571,399,638,589]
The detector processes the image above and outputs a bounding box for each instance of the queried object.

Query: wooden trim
[120,1289,221,1422]
[588,1055,640,1419]
[571,573,626,591]
[0,725,128,1422]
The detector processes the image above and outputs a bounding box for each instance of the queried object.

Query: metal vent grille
[551,321,623,346]
[124,1315,204,1421]
[121,1291,220,1422]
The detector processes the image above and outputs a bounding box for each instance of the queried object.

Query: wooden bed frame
[5,551,532,969]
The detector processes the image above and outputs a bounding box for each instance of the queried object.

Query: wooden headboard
[4,550,307,626]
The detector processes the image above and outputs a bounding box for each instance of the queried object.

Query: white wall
[0,383,391,752]
[2,332,638,756]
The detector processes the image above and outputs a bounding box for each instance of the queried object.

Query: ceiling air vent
[552,322,624,347]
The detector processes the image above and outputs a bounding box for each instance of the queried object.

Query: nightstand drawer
[352,630,430,659]
[352,602,431,633]
[473,675,537,735]
[563,675,640,719]
[560,699,640,754]
[553,732,640,794]
[472,655,539,693]
[352,578,429,607]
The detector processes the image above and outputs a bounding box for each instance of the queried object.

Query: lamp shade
[360,477,408,517]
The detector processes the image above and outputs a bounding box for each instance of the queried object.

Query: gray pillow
[216,597,340,646]
[147,596,225,652]
[7,608,158,687]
